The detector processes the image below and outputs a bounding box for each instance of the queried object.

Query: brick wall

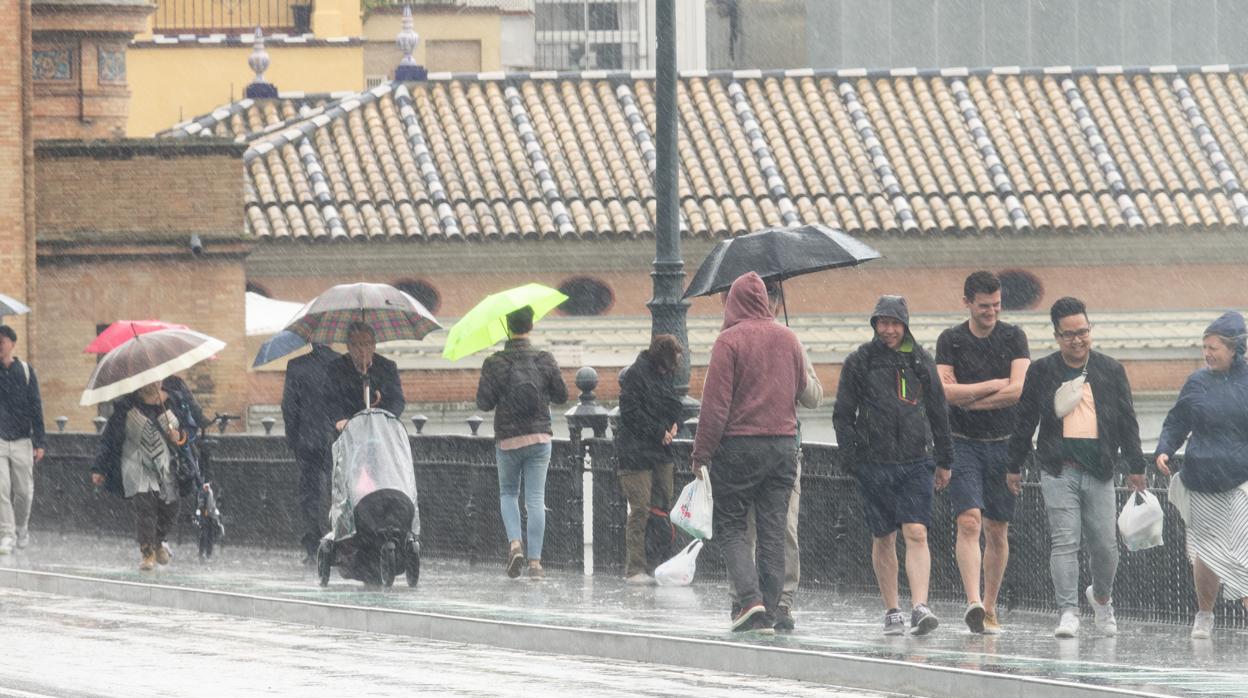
[35,141,243,237]
[249,260,1248,320]
[34,140,251,431]
[36,257,250,429]
[0,1,33,356]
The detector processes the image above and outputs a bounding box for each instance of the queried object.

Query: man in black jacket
[833,296,953,636]
[282,343,342,563]
[1008,297,1146,639]
[0,325,45,555]
[328,322,405,429]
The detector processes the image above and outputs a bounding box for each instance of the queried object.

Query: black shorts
[853,459,934,538]
[949,437,1015,522]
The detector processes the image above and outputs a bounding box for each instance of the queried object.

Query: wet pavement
[0,587,887,697]
[4,532,1248,696]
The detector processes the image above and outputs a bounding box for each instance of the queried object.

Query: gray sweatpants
[0,438,35,538]
[1041,466,1119,610]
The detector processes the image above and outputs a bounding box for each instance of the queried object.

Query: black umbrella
[682,224,882,322]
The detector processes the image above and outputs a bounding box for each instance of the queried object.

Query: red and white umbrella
[80,328,225,406]
[85,320,188,354]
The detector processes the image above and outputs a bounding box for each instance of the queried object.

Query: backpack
[500,350,546,418]
[644,505,677,570]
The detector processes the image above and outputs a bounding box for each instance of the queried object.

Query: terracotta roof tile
[161,67,1248,240]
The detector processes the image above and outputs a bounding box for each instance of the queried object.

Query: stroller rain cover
[329,409,420,540]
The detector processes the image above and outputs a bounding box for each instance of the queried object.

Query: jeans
[496,442,552,561]
[733,455,802,608]
[0,438,34,538]
[618,462,674,577]
[710,436,798,619]
[1041,466,1119,610]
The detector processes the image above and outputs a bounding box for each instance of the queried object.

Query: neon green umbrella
[442,283,568,361]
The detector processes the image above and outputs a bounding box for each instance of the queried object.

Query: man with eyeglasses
[1008,297,1146,639]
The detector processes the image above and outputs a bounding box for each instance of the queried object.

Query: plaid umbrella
[0,293,31,317]
[80,328,226,406]
[283,282,441,344]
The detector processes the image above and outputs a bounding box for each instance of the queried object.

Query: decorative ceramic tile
[33,47,72,81]
[98,47,126,84]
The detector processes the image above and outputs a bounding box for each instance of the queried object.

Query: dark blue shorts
[949,437,1015,522]
[853,459,934,538]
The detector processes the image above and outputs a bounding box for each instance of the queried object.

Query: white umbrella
[0,293,31,317]
[80,328,226,406]
[246,291,305,336]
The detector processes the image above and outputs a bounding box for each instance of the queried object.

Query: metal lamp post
[648,0,699,427]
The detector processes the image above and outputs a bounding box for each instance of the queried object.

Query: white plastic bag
[1117,489,1165,551]
[655,539,704,587]
[671,467,714,540]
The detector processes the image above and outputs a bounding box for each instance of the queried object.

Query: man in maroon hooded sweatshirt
[691,272,807,634]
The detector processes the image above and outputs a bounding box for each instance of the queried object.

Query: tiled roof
[160,65,1248,241]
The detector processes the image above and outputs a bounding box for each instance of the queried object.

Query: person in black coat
[282,343,342,562]
[328,322,405,429]
[615,334,683,584]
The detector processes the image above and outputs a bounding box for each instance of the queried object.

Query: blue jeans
[496,442,552,561]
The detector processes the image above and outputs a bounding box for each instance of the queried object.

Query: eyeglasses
[1056,327,1091,342]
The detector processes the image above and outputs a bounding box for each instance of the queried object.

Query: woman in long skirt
[1155,311,1248,639]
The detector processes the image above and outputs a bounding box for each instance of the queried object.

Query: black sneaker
[883,608,907,636]
[911,603,939,636]
[731,602,770,633]
[774,605,795,633]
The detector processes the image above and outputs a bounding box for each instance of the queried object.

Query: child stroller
[316,408,421,587]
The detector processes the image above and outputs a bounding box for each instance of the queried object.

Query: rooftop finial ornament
[245,27,279,98]
[394,5,427,82]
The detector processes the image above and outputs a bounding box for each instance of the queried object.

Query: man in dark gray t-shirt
[935,272,1030,635]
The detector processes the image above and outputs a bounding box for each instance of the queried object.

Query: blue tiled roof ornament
[245,27,279,99]
[395,5,427,82]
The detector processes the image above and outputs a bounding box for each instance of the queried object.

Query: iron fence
[151,0,310,35]
[31,431,1246,627]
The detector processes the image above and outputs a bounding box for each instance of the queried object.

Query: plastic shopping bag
[655,539,704,587]
[1117,489,1165,551]
[670,467,713,540]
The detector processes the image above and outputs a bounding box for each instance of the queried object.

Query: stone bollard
[410,414,427,434]
[566,366,610,454]
[92,416,107,434]
[55,416,68,433]
[260,417,276,435]
[466,415,484,436]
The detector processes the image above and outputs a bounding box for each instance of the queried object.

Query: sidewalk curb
[0,567,1166,698]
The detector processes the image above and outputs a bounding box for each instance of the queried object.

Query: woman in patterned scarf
[91,382,187,570]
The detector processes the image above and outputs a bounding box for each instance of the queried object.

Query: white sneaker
[0,536,12,555]
[1054,608,1080,638]
[15,529,29,550]
[1085,585,1117,637]
[625,573,655,586]
[1192,611,1215,640]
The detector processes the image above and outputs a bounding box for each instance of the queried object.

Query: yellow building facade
[127,0,516,136]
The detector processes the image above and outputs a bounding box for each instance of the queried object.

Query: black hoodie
[832,296,954,469]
